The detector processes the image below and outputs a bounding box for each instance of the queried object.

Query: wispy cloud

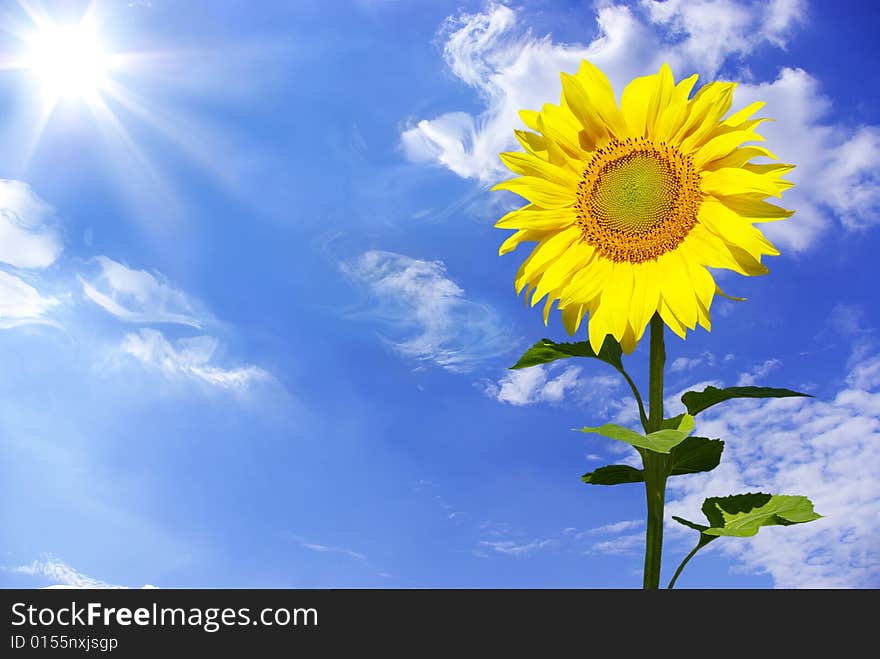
[342,250,512,372]
[736,358,782,386]
[294,537,368,562]
[0,180,61,328]
[402,2,879,252]
[588,519,644,536]
[643,0,806,76]
[482,364,582,406]
[120,329,270,389]
[590,533,646,556]
[0,270,58,328]
[9,555,155,589]
[482,365,622,407]
[477,538,558,557]
[80,256,209,328]
[0,179,62,269]
[670,352,727,373]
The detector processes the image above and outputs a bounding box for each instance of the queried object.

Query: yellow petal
[542,295,555,325]
[701,167,794,198]
[574,60,629,136]
[590,262,634,341]
[531,241,595,306]
[659,298,687,339]
[702,145,779,170]
[698,199,780,259]
[675,81,736,150]
[655,73,699,142]
[620,322,638,354]
[519,109,540,131]
[646,63,675,140]
[678,241,716,312]
[560,72,608,149]
[692,129,765,169]
[742,162,796,177]
[657,251,698,330]
[713,194,795,222]
[495,205,577,230]
[538,103,587,159]
[498,229,549,256]
[492,176,574,208]
[558,256,613,307]
[629,260,661,342]
[499,151,580,186]
[516,226,582,285]
[620,73,655,138]
[721,101,765,128]
[561,303,586,336]
[587,298,613,353]
[620,64,675,140]
[716,285,746,302]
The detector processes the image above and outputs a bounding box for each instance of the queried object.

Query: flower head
[494,61,794,353]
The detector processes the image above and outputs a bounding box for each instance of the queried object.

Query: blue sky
[0,0,878,589]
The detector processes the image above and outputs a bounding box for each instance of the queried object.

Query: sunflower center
[575,137,701,263]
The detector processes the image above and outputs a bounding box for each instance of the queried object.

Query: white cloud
[670,351,717,373]
[343,250,511,372]
[590,532,646,556]
[731,69,880,250]
[120,328,270,389]
[482,364,622,407]
[736,357,782,385]
[294,537,368,562]
[403,3,880,251]
[643,0,805,76]
[478,538,557,557]
[0,270,58,328]
[0,179,62,269]
[484,364,582,405]
[589,519,644,535]
[667,357,880,588]
[0,181,61,328]
[81,256,208,328]
[10,555,155,589]
[847,354,880,391]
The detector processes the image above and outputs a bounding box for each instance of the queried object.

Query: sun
[24,20,110,102]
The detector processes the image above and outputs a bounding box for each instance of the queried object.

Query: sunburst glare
[24,20,109,102]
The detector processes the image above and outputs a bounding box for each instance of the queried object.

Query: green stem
[618,367,649,433]
[667,541,702,589]
[642,313,668,590]
[647,313,665,432]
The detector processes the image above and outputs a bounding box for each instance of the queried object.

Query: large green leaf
[578,414,695,454]
[669,437,724,475]
[510,336,623,371]
[673,493,822,539]
[681,385,811,416]
[669,493,822,588]
[581,464,644,485]
[582,437,723,486]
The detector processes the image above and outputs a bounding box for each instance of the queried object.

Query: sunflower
[494,61,794,353]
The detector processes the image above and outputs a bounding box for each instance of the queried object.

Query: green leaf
[510,336,623,371]
[681,385,812,416]
[669,493,821,588]
[582,464,644,485]
[582,437,723,486]
[669,437,724,475]
[674,493,822,539]
[578,414,695,454]
[660,414,685,430]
